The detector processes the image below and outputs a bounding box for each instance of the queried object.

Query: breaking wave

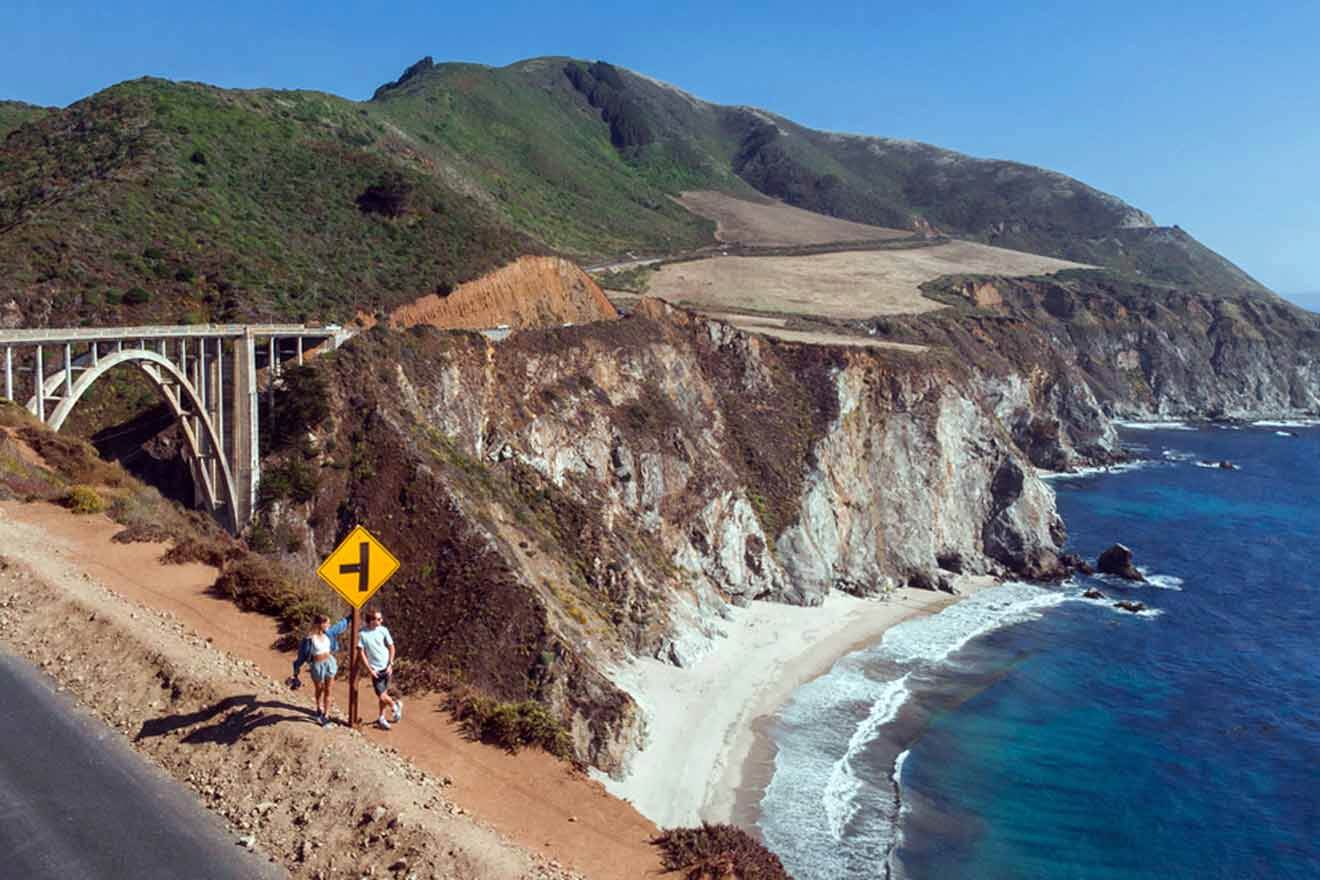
[1116,420,1197,430]
[881,582,1069,665]
[760,583,1076,878]
[823,674,911,840]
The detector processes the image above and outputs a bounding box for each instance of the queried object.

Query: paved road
[0,649,286,879]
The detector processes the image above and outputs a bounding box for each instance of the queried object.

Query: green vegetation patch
[446,686,573,758]
[653,823,792,879]
[61,484,107,514]
[370,58,721,257]
[0,79,533,327]
[0,100,50,140]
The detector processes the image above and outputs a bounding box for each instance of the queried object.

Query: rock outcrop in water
[259,300,1075,772]
[1097,544,1144,582]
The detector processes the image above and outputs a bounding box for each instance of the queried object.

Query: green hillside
[367,57,724,256]
[0,79,532,326]
[0,56,1272,329]
[370,56,1269,295]
[0,100,52,140]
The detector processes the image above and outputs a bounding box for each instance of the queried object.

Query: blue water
[758,424,1320,879]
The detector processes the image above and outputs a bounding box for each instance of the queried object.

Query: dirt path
[0,501,668,880]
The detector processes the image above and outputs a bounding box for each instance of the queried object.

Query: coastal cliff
[258,300,1071,772]
[872,273,1320,459]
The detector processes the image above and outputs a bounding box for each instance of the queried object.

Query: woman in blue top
[292,613,350,727]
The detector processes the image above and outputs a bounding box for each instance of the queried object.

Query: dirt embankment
[0,496,675,879]
[389,257,618,331]
[0,504,591,880]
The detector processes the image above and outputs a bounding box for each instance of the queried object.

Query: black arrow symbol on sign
[339,541,371,592]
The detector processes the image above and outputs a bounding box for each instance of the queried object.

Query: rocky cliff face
[876,273,1320,435]
[262,300,1072,772]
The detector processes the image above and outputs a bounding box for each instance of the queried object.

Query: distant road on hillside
[0,650,285,880]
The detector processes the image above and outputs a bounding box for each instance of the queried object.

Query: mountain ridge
[0,55,1279,332]
[372,55,1271,296]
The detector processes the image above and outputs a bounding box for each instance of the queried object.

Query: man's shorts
[371,669,391,696]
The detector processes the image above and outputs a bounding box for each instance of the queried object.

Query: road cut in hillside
[389,256,619,331]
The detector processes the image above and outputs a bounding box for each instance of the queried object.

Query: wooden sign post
[315,525,400,727]
[348,606,360,727]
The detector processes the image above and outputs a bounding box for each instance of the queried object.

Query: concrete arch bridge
[0,324,349,532]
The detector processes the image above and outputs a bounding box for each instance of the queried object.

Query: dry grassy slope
[674,190,910,246]
[642,240,1088,321]
[389,256,618,330]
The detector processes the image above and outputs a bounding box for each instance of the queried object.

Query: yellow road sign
[316,525,400,609]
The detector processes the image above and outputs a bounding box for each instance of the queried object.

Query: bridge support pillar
[232,331,261,529]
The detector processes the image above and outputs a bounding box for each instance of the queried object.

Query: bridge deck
[0,324,346,345]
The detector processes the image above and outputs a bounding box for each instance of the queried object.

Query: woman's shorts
[310,656,338,683]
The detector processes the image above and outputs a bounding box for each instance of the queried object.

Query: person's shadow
[136,694,319,746]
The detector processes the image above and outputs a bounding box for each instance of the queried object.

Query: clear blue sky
[4,0,1317,306]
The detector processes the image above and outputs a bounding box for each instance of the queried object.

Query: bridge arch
[43,349,241,533]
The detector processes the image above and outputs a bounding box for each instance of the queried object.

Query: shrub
[446,688,573,758]
[356,171,412,217]
[264,365,330,452]
[123,287,151,305]
[212,555,332,636]
[62,484,106,514]
[247,523,275,553]
[17,426,125,487]
[258,457,319,506]
[653,823,792,880]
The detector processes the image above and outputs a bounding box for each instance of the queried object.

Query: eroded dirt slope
[390,256,618,331]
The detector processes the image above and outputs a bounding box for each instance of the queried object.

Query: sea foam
[1144,573,1185,591]
[1253,419,1320,428]
[822,673,911,840]
[1038,460,1153,480]
[1116,420,1197,430]
[881,582,1068,665]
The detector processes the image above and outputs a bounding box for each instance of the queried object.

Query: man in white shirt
[357,609,402,730]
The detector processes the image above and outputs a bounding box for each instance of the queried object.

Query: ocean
[756,423,1320,879]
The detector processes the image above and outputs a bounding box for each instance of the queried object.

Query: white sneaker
[392,699,403,723]
[377,716,391,730]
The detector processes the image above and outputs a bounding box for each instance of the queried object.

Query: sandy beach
[599,580,992,829]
